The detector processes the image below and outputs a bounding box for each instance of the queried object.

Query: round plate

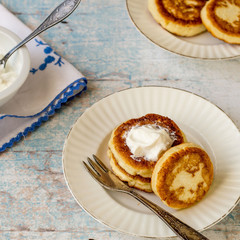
[62,87,240,238]
[126,0,240,60]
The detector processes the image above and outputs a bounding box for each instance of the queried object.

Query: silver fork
[83,155,209,240]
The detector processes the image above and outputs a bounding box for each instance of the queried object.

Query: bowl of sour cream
[0,26,30,107]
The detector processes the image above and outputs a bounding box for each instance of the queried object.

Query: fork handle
[128,190,209,240]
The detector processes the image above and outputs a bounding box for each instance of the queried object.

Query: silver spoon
[0,0,81,68]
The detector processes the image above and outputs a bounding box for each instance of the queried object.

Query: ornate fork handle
[129,190,208,240]
[85,156,209,240]
[1,0,81,66]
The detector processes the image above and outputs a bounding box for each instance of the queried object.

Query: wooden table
[1,0,239,239]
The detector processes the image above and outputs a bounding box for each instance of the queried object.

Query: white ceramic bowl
[0,26,30,107]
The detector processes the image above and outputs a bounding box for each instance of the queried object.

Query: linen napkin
[0,4,87,152]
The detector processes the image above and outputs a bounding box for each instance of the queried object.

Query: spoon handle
[2,0,81,65]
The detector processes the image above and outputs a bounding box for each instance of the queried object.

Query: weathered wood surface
[0,0,240,239]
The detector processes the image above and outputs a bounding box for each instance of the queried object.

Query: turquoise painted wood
[0,0,240,239]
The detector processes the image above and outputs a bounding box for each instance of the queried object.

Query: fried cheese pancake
[151,142,214,209]
[201,0,240,44]
[148,0,207,36]
[108,149,153,192]
[108,114,186,179]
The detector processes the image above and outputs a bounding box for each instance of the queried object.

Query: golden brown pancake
[201,0,240,44]
[148,0,207,36]
[108,114,186,179]
[151,142,214,209]
[108,149,153,192]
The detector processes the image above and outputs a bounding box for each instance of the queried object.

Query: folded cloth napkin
[0,4,87,152]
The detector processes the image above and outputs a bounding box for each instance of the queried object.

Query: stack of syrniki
[107,113,214,209]
[148,0,240,44]
[108,114,186,192]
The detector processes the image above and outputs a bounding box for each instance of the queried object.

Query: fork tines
[92,155,108,172]
[83,154,109,177]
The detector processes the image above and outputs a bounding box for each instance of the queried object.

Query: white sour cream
[0,53,16,92]
[125,125,174,161]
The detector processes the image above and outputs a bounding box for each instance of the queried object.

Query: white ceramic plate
[126,0,240,59]
[62,87,240,238]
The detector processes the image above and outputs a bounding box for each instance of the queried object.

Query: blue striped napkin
[0,4,87,152]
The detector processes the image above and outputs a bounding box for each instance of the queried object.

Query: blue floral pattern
[0,37,88,152]
[30,39,64,74]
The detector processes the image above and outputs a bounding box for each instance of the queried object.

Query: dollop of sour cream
[0,53,16,92]
[125,125,174,161]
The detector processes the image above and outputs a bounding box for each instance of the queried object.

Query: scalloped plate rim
[62,86,240,238]
[125,0,240,60]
